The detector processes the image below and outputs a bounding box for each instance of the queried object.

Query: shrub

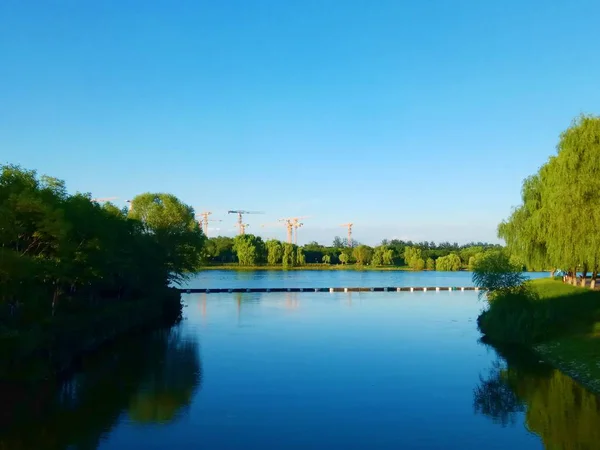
[472,251,526,299]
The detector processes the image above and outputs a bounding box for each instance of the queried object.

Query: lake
[2,271,598,449]
[180,269,551,289]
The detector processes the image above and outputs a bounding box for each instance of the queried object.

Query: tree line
[202,234,502,270]
[0,164,205,330]
[498,114,600,287]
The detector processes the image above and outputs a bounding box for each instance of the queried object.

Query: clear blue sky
[2,0,599,246]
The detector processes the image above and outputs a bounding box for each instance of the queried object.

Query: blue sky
[2,0,599,246]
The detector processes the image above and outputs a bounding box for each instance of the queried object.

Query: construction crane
[261,220,292,244]
[228,210,264,235]
[274,219,294,243]
[285,216,311,245]
[196,211,222,237]
[340,223,353,247]
[91,197,118,203]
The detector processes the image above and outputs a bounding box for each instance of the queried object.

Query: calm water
[2,271,598,449]
[180,269,551,289]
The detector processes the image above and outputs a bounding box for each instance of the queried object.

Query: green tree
[128,193,205,280]
[499,115,600,287]
[404,246,425,270]
[265,239,283,265]
[296,247,306,266]
[232,234,264,266]
[371,245,394,266]
[322,254,331,264]
[426,257,435,271]
[352,245,373,265]
[339,252,349,265]
[282,243,295,268]
[435,253,462,271]
[472,251,527,299]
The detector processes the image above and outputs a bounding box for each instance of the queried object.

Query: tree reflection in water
[0,326,202,450]
[474,339,600,449]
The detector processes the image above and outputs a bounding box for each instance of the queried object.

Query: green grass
[479,278,600,393]
[529,277,590,298]
[536,336,600,394]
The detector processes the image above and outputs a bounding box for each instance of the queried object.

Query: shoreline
[535,340,600,395]
[479,278,600,396]
[198,265,414,271]
[1,289,182,382]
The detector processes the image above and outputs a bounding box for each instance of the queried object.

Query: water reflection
[0,326,202,450]
[475,340,600,449]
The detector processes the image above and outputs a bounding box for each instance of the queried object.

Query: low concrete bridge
[179,286,482,294]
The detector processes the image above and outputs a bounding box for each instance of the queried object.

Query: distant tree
[404,247,425,271]
[426,257,435,271]
[322,254,331,264]
[352,245,373,265]
[413,258,425,271]
[266,239,283,265]
[435,253,462,271]
[303,241,325,263]
[296,248,306,266]
[371,245,394,266]
[332,236,345,248]
[282,243,295,267]
[232,234,264,266]
[203,236,236,264]
[339,253,349,265]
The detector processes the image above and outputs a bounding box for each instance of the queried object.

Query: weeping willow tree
[499,115,600,287]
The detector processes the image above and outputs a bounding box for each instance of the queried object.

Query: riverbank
[0,288,182,381]
[200,264,413,271]
[479,278,600,394]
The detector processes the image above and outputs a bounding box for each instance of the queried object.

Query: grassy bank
[478,278,600,393]
[0,288,182,381]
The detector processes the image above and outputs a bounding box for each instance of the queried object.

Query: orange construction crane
[196,211,222,237]
[228,210,264,235]
[340,223,353,247]
[261,221,289,241]
[278,216,311,244]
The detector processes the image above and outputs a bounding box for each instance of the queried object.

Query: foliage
[477,279,600,344]
[426,257,435,271]
[472,251,527,298]
[282,243,296,267]
[128,192,205,280]
[339,253,349,265]
[296,247,306,266]
[403,247,425,271]
[265,239,283,265]
[322,254,331,264]
[498,115,600,280]
[371,245,394,266]
[200,236,500,268]
[232,234,265,266]
[203,236,236,263]
[435,253,462,271]
[0,164,202,331]
[352,245,373,265]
